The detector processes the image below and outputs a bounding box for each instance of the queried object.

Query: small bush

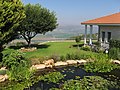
[109,39,120,60]
[38,72,64,83]
[64,52,96,60]
[81,46,91,51]
[109,39,120,48]
[75,36,82,49]
[66,53,76,60]
[2,51,29,68]
[75,36,81,43]
[84,53,120,73]
[30,57,45,65]
[60,55,66,61]
[0,70,7,75]
[50,54,61,62]
[91,46,103,53]
[59,76,119,90]
[109,48,120,60]
[2,51,33,82]
[7,63,33,81]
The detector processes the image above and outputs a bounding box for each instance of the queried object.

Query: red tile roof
[81,12,120,25]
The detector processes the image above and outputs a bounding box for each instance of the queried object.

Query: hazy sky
[22,0,120,26]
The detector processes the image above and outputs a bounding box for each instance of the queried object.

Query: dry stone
[55,61,68,66]
[31,64,46,70]
[112,60,120,65]
[66,60,77,65]
[77,60,87,64]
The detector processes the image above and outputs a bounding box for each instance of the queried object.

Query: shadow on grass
[72,43,84,48]
[9,44,50,50]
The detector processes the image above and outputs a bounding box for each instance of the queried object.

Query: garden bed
[27,65,120,90]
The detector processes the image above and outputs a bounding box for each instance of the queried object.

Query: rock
[66,60,77,65]
[55,61,68,66]
[0,74,8,82]
[43,59,54,67]
[0,75,5,82]
[45,65,53,68]
[4,74,8,79]
[77,60,87,64]
[20,47,37,52]
[31,64,46,70]
[112,60,120,65]
[20,47,25,50]
[0,67,6,70]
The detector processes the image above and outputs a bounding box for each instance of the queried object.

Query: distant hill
[11,25,98,44]
[36,25,98,39]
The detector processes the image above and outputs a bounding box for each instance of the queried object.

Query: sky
[22,0,120,26]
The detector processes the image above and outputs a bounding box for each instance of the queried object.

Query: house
[81,12,120,48]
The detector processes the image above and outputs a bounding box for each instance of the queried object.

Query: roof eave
[81,23,120,26]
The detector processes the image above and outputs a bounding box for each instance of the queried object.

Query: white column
[105,32,108,43]
[98,26,100,42]
[84,25,87,45]
[89,25,93,45]
[98,26,102,46]
[100,31,102,46]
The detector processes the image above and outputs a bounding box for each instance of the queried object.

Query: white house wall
[100,26,120,40]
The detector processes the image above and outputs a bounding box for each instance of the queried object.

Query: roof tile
[81,12,120,25]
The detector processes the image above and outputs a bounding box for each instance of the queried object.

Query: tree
[18,4,58,47]
[0,0,25,61]
[75,36,81,49]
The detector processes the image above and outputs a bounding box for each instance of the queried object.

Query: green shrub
[30,57,47,65]
[109,48,120,60]
[0,70,7,75]
[60,55,66,61]
[38,72,65,83]
[75,36,81,43]
[7,63,33,81]
[50,88,60,90]
[109,39,120,60]
[65,52,96,60]
[50,54,61,62]
[2,51,29,68]
[66,53,75,60]
[75,36,82,49]
[80,76,118,90]
[2,51,33,82]
[109,39,120,48]
[81,46,91,51]
[84,57,120,72]
[59,76,119,90]
[62,80,81,90]
[91,46,104,53]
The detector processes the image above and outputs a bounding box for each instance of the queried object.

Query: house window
[108,32,111,42]
[102,32,105,42]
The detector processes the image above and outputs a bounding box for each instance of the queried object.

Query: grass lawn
[25,42,79,58]
[3,41,97,60]
[3,42,78,58]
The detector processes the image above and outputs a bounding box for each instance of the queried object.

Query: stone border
[0,59,119,83]
[31,59,87,70]
[111,60,120,64]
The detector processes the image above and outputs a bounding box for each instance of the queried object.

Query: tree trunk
[27,38,31,48]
